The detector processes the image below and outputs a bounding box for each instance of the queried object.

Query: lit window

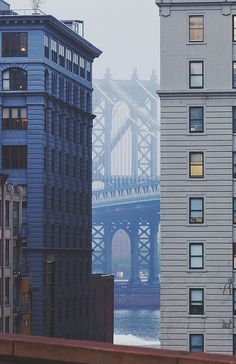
[189,288,204,315]
[189,197,204,224]
[189,334,204,352]
[2,107,27,129]
[51,39,57,63]
[189,152,204,178]
[189,16,204,42]
[189,107,203,133]
[80,57,85,78]
[3,68,27,91]
[189,61,203,89]
[233,152,236,178]
[189,243,203,269]
[2,32,28,57]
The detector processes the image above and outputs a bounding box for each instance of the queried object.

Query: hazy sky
[8,0,160,81]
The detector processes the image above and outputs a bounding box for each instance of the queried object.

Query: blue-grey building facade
[0,0,102,338]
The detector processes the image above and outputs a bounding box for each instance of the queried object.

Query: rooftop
[0,334,235,364]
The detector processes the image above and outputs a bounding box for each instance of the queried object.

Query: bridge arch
[111,229,131,281]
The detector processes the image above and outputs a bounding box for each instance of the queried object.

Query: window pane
[191,75,202,87]
[191,290,202,301]
[191,199,202,210]
[189,16,204,42]
[191,257,202,268]
[191,244,202,256]
[191,62,202,74]
[191,107,202,120]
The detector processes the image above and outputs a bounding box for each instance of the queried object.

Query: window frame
[2,107,27,130]
[233,288,236,315]
[233,152,236,178]
[234,198,236,224]
[2,32,28,57]
[233,243,236,270]
[2,145,27,169]
[189,15,204,43]
[189,152,204,178]
[189,106,204,133]
[189,334,204,352]
[189,243,204,270]
[189,61,204,89]
[51,39,57,63]
[189,288,204,315]
[44,34,49,58]
[189,197,204,224]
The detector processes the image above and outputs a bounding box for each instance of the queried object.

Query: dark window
[3,68,27,91]
[5,278,9,304]
[51,187,54,210]
[189,61,203,89]
[59,44,65,67]
[44,34,49,58]
[189,197,204,224]
[44,69,49,92]
[80,89,85,110]
[233,152,236,178]
[73,192,76,213]
[73,53,79,74]
[51,111,56,135]
[2,107,27,130]
[58,117,62,138]
[5,317,9,333]
[80,57,85,78]
[59,188,62,211]
[73,120,77,143]
[73,84,78,106]
[189,16,204,42]
[59,76,64,99]
[66,80,72,103]
[66,119,70,141]
[190,334,204,352]
[51,72,57,96]
[234,334,236,355]
[233,107,236,133]
[51,149,55,173]
[2,32,28,57]
[86,93,91,112]
[234,289,236,315]
[5,240,9,267]
[5,201,9,227]
[66,49,72,71]
[51,224,55,246]
[233,16,236,42]
[44,185,47,209]
[58,151,62,175]
[233,62,236,88]
[66,154,69,176]
[189,243,203,269]
[189,288,204,315]
[234,198,236,224]
[2,145,27,169]
[189,152,204,178]
[66,191,69,212]
[73,156,77,177]
[189,106,203,133]
[51,39,57,63]
[44,147,47,172]
[86,61,91,81]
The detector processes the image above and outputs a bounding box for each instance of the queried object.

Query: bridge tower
[92,70,160,287]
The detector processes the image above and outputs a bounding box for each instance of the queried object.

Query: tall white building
[156,0,236,355]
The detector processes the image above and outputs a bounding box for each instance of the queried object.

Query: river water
[114,309,160,348]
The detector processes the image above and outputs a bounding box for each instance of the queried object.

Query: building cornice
[157,89,236,99]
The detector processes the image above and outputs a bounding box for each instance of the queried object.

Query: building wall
[157,0,236,355]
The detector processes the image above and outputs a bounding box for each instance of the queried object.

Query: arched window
[3,68,27,91]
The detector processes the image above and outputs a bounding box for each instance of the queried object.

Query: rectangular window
[86,61,91,81]
[73,84,78,106]
[233,107,236,133]
[51,73,57,96]
[51,187,54,210]
[66,191,69,212]
[66,80,72,103]
[59,188,62,211]
[189,197,204,224]
[51,39,57,63]
[51,111,56,135]
[66,153,69,176]
[5,239,9,267]
[66,49,72,71]
[189,16,204,42]
[59,44,65,67]
[59,76,64,100]
[58,151,62,175]
[189,152,204,178]
[190,334,204,352]
[51,149,55,173]
[189,243,203,269]
[234,198,236,224]
[2,145,27,169]
[233,152,236,178]
[5,278,9,304]
[189,107,203,133]
[234,289,236,315]
[233,243,236,270]
[73,53,79,74]
[189,288,204,315]
[66,119,70,141]
[233,62,236,88]
[2,107,27,130]
[80,57,85,78]
[233,16,236,42]
[234,334,236,355]
[44,34,49,58]
[2,32,28,57]
[189,61,203,89]
[5,201,9,227]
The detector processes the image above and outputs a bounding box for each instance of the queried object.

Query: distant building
[156,0,236,355]
[0,0,113,340]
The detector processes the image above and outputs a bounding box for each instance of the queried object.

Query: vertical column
[131,111,138,177]
[104,220,112,274]
[148,217,159,284]
[129,219,140,285]
[104,100,112,183]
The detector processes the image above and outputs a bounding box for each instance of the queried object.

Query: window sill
[187,315,207,318]
[186,42,206,46]
[186,224,208,227]
[186,269,208,273]
[186,133,208,136]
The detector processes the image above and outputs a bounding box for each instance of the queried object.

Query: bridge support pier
[148,221,159,284]
[129,221,141,286]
